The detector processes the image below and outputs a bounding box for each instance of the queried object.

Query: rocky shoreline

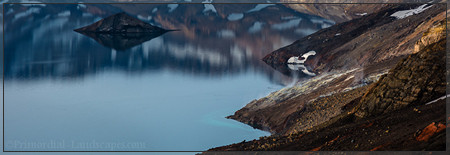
[207,3,447,151]
[209,36,446,152]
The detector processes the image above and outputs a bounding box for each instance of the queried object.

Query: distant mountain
[282,0,444,23]
[263,4,445,73]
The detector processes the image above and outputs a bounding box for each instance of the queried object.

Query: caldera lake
[3,3,333,151]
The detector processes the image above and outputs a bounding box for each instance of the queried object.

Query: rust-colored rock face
[416,122,446,142]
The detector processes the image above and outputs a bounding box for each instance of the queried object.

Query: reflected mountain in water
[74,12,170,50]
[4,3,334,85]
[76,31,168,51]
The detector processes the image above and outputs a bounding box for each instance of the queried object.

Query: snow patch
[344,75,354,81]
[227,13,244,21]
[167,43,226,66]
[230,45,245,65]
[202,0,217,14]
[287,64,316,76]
[310,18,335,25]
[391,4,433,19]
[137,15,152,21]
[281,16,298,20]
[310,18,335,29]
[77,4,86,9]
[355,13,367,16]
[217,29,235,38]
[295,28,317,36]
[20,0,46,7]
[272,18,302,30]
[248,22,264,33]
[6,8,14,15]
[247,4,275,13]
[335,33,341,36]
[425,95,449,105]
[57,11,71,17]
[167,4,179,13]
[287,51,316,64]
[322,23,333,29]
[111,49,117,62]
[13,7,41,21]
[82,13,93,17]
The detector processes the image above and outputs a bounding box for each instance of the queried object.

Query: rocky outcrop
[413,20,446,53]
[354,38,446,118]
[74,12,168,33]
[74,12,170,50]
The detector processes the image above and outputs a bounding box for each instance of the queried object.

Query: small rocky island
[74,12,170,50]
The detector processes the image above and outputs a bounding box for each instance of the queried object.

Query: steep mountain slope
[354,21,446,118]
[209,35,447,152]
[281,0,444,23]
[263,4,445,73]
[226,4,446,135]
[283,2,387,23]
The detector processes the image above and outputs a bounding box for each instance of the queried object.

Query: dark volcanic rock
[74,12,167,33]
[74,12,170,50]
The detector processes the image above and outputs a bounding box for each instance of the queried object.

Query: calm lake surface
[3,3,333,151]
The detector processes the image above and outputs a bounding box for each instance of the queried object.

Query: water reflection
[4,3,334,151]
[287,64,316,76]
[76,31,169,51]
[4,3,333,84]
